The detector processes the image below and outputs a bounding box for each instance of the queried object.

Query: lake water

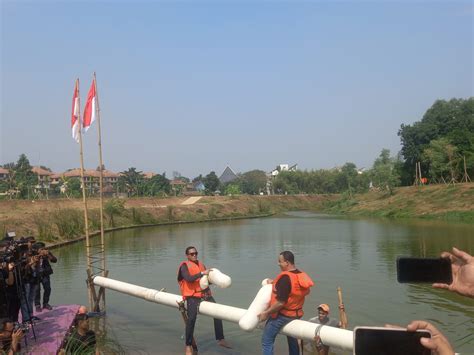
[51,212,474,354]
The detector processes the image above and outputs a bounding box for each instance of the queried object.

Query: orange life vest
[177,260,209,299]
[270,270,314,318]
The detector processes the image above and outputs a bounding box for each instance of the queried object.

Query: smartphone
[354,327,431,355]
[396,257,452,284]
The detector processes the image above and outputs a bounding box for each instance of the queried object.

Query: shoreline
[46,212,275,250]
[1,185,473,247]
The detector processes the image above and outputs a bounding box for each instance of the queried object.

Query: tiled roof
[32,166,53,176]
[143,172,157,179]
[170,179,186,185]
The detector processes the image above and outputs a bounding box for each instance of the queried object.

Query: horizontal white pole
[93,276,353,351]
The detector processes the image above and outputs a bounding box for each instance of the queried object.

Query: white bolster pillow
[199,268,232,289]
[239,281,273,331]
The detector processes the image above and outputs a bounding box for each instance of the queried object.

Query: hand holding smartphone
[354,327,431,355]
[397,257,452,284]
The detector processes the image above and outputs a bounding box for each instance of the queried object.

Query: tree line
[1,97,472,199]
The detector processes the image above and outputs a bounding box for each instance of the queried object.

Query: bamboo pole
[462,156,471,183]
[93,72,107,311]
[76,79,93,309]
[337,287,348,329]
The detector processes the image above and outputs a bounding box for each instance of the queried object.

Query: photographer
[34,242,57,312]
[0,242,20,322]
[20,251,40,322]
[0,318,24,355]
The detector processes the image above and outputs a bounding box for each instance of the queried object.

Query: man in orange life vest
[177,246,231,355]
[258,251,314,355]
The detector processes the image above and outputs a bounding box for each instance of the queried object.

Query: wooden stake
[462,156,471,183]
[418,162,424,185]
[414,162,419,186]
[337,287,348,329]
[76,78,93,310]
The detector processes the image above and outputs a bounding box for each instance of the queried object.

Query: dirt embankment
[0,195,333,242]
[1,184,472,244]
[325,183,474,222]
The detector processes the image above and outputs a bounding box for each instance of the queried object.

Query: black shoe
[36,305,42,312]
[31,316,41,321]
[43,304,52,310]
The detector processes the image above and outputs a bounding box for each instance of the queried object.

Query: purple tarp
[22,304,80,354]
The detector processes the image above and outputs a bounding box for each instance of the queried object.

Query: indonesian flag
[83,79,97,132]
[71,79,80,143]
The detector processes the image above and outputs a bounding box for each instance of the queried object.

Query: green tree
[203,171,220,195]
[66,177,82,198]
[338,163,358,196]
[118,168,145,197]
[144,174,170,196]
[239,170,267,195]
[104,198,125,227]
[192,174,203,183]
[224,184,241,195]
[398,98,474,184]
[422,138,460,183]
[370,149,400,195]
[13,154,37,198]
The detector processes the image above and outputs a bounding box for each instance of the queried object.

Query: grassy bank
[1,184,472,244]
[323,183,474,223]
[0,195,332,243]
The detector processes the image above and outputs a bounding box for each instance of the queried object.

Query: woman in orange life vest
[177,246,231,355]
[258,251,314,355]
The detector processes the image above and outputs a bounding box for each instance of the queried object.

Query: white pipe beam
[93,276,353,351]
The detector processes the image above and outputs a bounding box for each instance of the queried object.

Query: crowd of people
[0,232,57,354]
[178,246,474,355]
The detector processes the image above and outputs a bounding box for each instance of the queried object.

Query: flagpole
[76,78,94,310]
[94,72,107,310]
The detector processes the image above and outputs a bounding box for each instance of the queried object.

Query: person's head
[74,314,89,332]
[24,236,35,250]
[33,242,47,256]
[0,318,13,341]
[0,241,8,254]
[185,246,198,262]
[278,251,295,271]
[78,305,88,315]
[317,304,330,321]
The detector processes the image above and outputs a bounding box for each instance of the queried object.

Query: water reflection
[52,213,474,353]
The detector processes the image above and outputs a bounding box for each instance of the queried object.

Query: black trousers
[35,276,52,306]
[6,293,20,322]
[185,296,224,346]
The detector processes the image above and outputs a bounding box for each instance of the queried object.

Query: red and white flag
[71,79,80,143]
[83,79,97,132]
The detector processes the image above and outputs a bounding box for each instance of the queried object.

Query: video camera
[0,233,32,264]
[13,322,29,334]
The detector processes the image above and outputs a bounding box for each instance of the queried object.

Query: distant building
[268,163,297,195]
[170,179,187,195]
[32,166,54,189]
[219,166,238,184]
[193,181,205,192]
[0,168,10,180]
[270,163,298,177]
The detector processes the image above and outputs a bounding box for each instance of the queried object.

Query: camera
[13,322,29,334]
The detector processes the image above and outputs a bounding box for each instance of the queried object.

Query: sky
[1,0,472,178]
